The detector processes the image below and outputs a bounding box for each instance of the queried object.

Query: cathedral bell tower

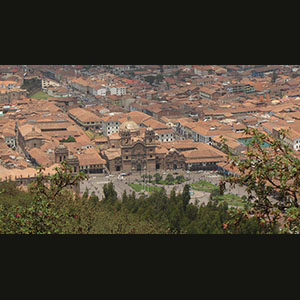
[66,154,80,174]
[144,127,156,144]
[120,129,131,146]
[54,144,68,163]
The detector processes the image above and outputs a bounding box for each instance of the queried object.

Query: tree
[221,127,300,234]
[0,162,88,234]
[271,71,278,83]
[154,173,162,184]
[28,162,87,203]
[60,136,76,143]
[156,74,164,83]
[165,174,175,185]
[82,188,89,200]
[102,182,118,205]
[195,201,229,234]
[144,75,155,85]
[182,184,191,211]
[168,204,182,233]
[175,175,185,184]
[122,190,128,203]
[219,180,226,196]
[89,191,99,206]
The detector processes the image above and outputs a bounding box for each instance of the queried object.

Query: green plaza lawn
[191,180,219,193]
[213,193,244,207]
[128,183,162,194]
[191,179,244,207]
[30,90,50,100]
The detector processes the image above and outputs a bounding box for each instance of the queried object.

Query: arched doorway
[137,164,142,171]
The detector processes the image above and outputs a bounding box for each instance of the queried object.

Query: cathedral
[101,116,186,173]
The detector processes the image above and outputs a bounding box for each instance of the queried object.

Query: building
[273,126,300,151]
[17,124,45,152]
[70,78,89,94]
[109,84,126,96]
[101,114,123,136]
[54,143,106,174]
[68,107,102,130]
[155,128,175,142]
[226,83,255,94]
[140,118,175,142]
[251,66,279,78]
[0,88,27,104]
[193,65,214,76]
[1,124,16,150]
[77,147,107,174]
[182,145,227,171]
[28,147,52,167]
[102,117,158,172]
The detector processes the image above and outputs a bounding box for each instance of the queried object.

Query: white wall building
[102,116,121,136]
[156,130,175,142]
[109,85,126,96]
[42,79,60,89]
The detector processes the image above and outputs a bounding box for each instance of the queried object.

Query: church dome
[119,116,139,132]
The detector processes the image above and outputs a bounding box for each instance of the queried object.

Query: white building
[2,128,16,149]
[101,115,122,136]
[109,85,126,96]
[88,81,107,97]
[156,129,175,142]
[282,129,300,151]
[42,79,60,89]
[95,87,107,97]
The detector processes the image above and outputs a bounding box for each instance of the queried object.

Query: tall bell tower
[120,129,132,146]
[144,127,156,144]
[54,144,68,163]
[66,154,80,174]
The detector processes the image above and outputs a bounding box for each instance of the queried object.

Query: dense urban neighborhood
[1,65,300,233]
